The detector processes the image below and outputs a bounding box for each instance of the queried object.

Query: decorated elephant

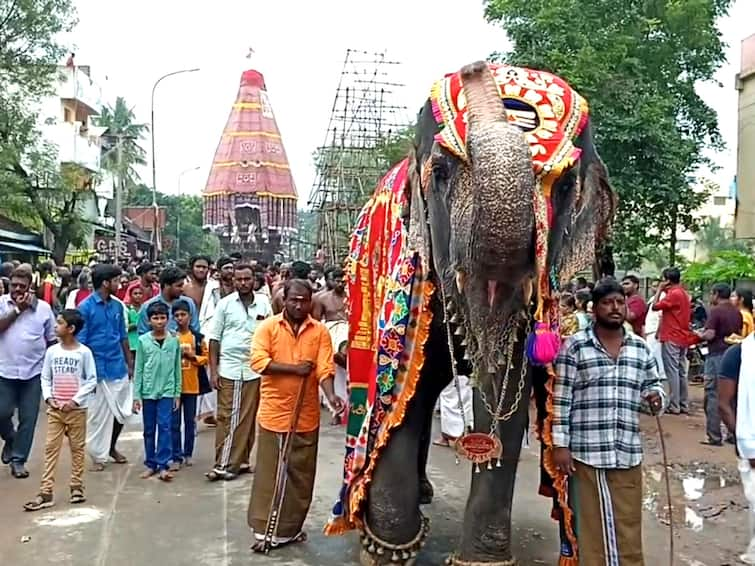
[324,61,617,565]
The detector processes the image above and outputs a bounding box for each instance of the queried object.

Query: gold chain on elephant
[477,316,531,426]
[439,282,530,472]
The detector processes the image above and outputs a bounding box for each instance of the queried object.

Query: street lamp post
[176,166,200,260]
[150,67,199,258]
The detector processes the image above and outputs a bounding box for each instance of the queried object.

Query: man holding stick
[248,278,344,551]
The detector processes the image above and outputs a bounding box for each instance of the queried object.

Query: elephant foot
[419,477,434,505]
[359,513,430,565]
[446,554,517,566]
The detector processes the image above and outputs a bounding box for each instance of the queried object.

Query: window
[713,196,727,206]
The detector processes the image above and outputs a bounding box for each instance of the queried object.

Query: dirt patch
[640,382,748,565]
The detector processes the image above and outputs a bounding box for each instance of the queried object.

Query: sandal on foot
[10,462,29,478]
[24,493,54,512]
[239,464,254,475]
[70,489,86,504]
[140,468,157,479]
[91,462,106,472]
[205,469,224,482]
[109,451,128,464]
[168,462,181,472]
[158,471,174,482]
[251,532,307,553]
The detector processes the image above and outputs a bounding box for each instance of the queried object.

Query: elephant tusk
[455,270,466,294]
[487,280,498,309]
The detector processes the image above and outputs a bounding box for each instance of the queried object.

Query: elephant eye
[432,162,448,182]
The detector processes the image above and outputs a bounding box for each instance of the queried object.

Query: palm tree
[696,217,750,256]
[95,97,149,188]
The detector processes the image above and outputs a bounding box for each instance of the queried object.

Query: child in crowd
[127,285,144,354]
[133,302,181,482]
[170,299,208,470]
[559,293,580,338]
[574,289,592,330]
[24,309,97,511]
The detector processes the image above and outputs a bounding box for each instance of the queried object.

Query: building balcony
[58,66,103,116]
[49,121,103,172]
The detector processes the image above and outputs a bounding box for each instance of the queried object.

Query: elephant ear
[549,121,618,283]
[405,148,433,271]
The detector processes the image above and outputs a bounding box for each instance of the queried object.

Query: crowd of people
[432,268,755,564]
[0,254,347,548]
[3,252,755,560]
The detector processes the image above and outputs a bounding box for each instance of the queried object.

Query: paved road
[1,410,673,566]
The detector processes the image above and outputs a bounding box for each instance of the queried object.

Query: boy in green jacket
[133,302,181,482]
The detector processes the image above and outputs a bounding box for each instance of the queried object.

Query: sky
[66,0,754,205]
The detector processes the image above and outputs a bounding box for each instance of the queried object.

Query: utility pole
[114,136,124,264]
[176,166,200,260]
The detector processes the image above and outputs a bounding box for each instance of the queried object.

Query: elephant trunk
[449,62,536,374]
[462,62,534,282]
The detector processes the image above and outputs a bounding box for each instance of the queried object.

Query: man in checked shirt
[553,278,665,566]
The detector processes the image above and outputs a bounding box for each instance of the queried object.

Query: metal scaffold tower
[307,49,409,265]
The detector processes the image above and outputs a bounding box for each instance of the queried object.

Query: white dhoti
[645,334,666,381]
[324,321,349,412]
[86,378,133,464]
[439,375,473,438]
[197,391,217,419]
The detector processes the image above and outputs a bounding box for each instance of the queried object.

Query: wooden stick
[656,415,674,566]
[261,375,309,554]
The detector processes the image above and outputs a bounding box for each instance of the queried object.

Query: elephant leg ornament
[445,555,516,566]
[359,514,431,565]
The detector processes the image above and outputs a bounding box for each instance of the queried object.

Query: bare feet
[169,462,181,472]
[158,470,174,482]
[432,435,456,447]
[140,468,157,479]
[91,462,106,472]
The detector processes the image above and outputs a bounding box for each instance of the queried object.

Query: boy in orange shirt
[170,299,208,469]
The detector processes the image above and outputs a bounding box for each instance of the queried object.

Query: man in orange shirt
[248,279,344,551]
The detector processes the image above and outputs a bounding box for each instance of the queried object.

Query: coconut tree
[95,96,149,188]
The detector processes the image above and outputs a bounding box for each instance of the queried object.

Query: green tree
[0,0,79,260]
[124,184,220,260]
[685,250,755,286]
[694,216,749,256]
[96,96,149,189]
[484,0,732,269]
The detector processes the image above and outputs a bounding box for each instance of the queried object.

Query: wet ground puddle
[643,462,741,533]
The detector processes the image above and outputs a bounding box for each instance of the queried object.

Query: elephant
[345,61,617,566]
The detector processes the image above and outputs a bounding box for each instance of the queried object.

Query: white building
[676,179,736,261]
[37,64,107,179]
[34,64,112,259]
